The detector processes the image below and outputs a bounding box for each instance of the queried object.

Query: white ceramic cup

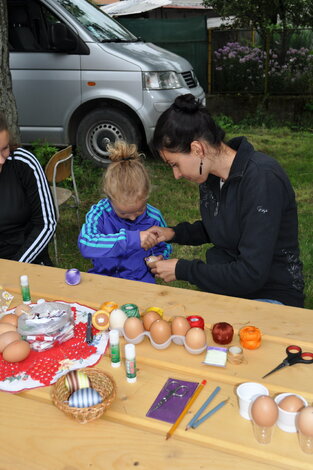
[236,382,270,420]
[274,393,308,433]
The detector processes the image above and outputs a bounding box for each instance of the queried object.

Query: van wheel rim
[87,122,123,158]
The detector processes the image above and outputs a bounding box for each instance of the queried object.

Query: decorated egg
[69,387,102,408]
[297,407,313,436]
[92,310,110,330]
[279,395,305,412]
[185,327,206,350]
[0,323,16,335]
[109,308,127,330]
[171,316,191,336]
[0,331,22,353]
[123,317,145,339]
[145,256,159,266]
[2,340,31,362]
[0,314,18,327]
[65,370,91,393]
[150,319,172,344]
[250,395,278,426]
[14,304,32,317]
[142,311,161,331]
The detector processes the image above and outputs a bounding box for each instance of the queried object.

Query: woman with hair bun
[147,94,304,307]
[78,140,172,283]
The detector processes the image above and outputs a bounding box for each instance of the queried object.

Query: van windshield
[56,0,139,42]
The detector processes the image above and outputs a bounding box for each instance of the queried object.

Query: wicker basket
[51,368,116,424]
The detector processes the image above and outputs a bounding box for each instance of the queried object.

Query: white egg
[109,308,127,330]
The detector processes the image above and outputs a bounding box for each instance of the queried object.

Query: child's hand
[140,230,159,250]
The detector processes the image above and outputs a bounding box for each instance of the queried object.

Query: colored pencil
[191,398,229,429]
[185,386,221,431]
[165,379,207,440]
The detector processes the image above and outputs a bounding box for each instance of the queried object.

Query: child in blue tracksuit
[78,141,172,283]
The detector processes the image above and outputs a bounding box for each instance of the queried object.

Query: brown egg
[0,323,16,335]
[150,319,172,344]
[0,331,22,353]
[250,395,278,426]
[297,407,313,436]
[14,304,32,317]
[185,327,206,349]
[171,316,191,336]
[279,395,305,412]
[142,311,161,331]
[2,340,31,362]
[123,317,145,339]
[0,314,18,327]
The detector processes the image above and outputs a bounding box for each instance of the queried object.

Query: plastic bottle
[109,329,120,368]
[20,275,31,304]
[125,343,136,383]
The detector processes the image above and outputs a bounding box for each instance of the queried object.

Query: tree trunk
[0,0,20,143]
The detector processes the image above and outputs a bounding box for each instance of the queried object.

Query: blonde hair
[102,140,150,204]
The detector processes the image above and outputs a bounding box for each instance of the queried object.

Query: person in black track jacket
[146,94,304,308]
[0,113,57,265]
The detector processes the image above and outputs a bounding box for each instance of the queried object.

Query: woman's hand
[146,226,175,243]
[140,230,159,250]
[150,259,178,282]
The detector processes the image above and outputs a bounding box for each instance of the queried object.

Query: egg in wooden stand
[0,314,19,327]
[0,331,22,353]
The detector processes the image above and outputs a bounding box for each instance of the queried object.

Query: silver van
[8,0,205,166]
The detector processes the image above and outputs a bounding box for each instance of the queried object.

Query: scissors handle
[287,345,313,365]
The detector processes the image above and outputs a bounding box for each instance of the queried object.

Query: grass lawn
[49,126,313,309]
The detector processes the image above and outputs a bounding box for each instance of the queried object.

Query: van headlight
[143,71,184,90]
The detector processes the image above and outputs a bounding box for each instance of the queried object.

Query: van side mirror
[50,23,78,52]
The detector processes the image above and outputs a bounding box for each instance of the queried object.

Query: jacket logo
[257,205,268,214]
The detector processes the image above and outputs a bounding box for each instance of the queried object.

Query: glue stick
[109,329,120,368]
[125,343,136,383]
[20,275,31,304]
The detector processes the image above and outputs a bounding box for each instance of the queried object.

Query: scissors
[262,345,313,379]
[151,380,189,412]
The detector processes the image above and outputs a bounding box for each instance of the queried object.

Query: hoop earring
[199,160,203,175]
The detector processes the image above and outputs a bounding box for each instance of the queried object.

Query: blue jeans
[254,299,284,305]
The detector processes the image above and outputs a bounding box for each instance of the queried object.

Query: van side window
[8,0,82,53]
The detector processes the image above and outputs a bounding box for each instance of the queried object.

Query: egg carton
[121,329,207,355]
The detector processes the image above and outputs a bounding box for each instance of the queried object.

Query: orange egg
[2,340,31,362]
[0,323,16,335]
[171,316,191,336]
[0,331,22,353]
[142,311,161,331]
[14,304,32,317]
[279,395,305,412]
[185,327,206,349]
[150,319,172,344]
[250,395,278,426]
[123,317,144,339]
[0,314,18,327]
[297,407,313,436]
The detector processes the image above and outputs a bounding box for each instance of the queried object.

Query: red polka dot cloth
[0,302,109,392]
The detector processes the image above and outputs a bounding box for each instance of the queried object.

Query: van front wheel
[76,108,140,167]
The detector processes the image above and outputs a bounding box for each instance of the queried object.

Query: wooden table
[0,259,312,470]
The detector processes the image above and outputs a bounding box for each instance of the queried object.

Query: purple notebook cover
[146,378,199,423]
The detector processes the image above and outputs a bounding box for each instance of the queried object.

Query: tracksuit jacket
[174,137,304,307]
[78,199,172,283]
[0,148,57,264]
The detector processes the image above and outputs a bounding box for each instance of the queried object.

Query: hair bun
[173,93,200,114]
